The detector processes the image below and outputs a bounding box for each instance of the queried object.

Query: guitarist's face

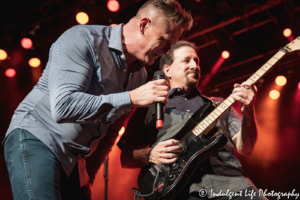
[164,46,200,91]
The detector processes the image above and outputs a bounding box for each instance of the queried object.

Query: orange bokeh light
[269,90,280,99]
[221,51,230,59]
[110,24,118,27]
[283,28,292,37]
[0,49,7,60]
[275,76,287,86]
[21,38,33,49]
[29,58,41,67]
[5,68,16,77]
[298,82,300,90]
[76,12,89,25]
[107,0,120,12]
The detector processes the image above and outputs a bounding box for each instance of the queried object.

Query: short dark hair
[137,0,193,31]
[159,41,196,82]
[159,40,196,70]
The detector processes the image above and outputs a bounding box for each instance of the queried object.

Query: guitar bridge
[154,164,164,172]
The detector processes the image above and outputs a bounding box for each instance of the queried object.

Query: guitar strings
[179,131,195,149]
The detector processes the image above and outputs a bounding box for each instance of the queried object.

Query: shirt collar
[168,87,216,107]
[108,24,124,52]
[169,87,201,98]
[107,24,146,70]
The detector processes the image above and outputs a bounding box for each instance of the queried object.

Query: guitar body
[136,102,228,200]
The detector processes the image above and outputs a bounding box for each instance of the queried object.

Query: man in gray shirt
[119,41,267,200]
[3,1,193,199]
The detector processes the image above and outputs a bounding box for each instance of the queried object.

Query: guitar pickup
[149,167,157,177]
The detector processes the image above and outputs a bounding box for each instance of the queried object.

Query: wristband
[148,147,153,157]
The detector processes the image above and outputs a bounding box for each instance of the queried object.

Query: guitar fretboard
[192,50,286,137]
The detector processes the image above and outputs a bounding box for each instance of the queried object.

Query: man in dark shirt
[118,41,267,200]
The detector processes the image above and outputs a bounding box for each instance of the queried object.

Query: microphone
[154,70,165,130]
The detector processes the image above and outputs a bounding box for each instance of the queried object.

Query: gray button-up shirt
[4,24,147,177]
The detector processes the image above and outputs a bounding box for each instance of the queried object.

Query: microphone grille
[154,70,165,80]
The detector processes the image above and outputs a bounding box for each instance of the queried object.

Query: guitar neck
[192,49,287,137]
[246,50,286,84]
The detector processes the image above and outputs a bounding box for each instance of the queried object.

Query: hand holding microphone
[128,70,169,130]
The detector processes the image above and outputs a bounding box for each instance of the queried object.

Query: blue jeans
[4,129,90,200]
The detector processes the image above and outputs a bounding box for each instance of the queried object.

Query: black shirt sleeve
[117,107,150,150]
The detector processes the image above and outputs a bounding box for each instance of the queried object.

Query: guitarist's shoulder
[199,92,224,105]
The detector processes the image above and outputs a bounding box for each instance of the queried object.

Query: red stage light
[298,82,300,90]
[221,51,230,59]
[5,68,16,77]
[21,38,33,49]
[283,28,292,37]
[107,0,120,12]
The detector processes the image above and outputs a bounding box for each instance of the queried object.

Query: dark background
[1,0,300,199]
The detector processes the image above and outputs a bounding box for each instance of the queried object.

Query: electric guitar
[132,37,300,200]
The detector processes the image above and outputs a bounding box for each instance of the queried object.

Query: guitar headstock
[281,36,300,53]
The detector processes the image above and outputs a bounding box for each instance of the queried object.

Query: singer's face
[166,46,200,89]
[138,20,183,65]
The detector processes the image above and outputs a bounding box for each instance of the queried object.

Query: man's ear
[163,65,171,80]
[140,18,151,35]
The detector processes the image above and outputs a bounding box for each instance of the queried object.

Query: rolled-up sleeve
[225,107,242,139]
[213,97,242,140]
[48,26,131,124]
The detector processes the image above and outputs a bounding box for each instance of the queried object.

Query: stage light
[76,12,89,25]
[29,58,41,68]
[119,127,125,136]
[199,51,229,89]
[110,24,117,27]
[283,28,292,37]
[107,0,120,12]
[275,76,287,86]
[269,90,280,99]
[298,82,300,90]
[5,68,16,78]
[0,49,7,60]
[21,38,33,49]
[221,51,230,59]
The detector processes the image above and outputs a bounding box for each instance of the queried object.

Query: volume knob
[169,174,176,181]
[172,163,179,169]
